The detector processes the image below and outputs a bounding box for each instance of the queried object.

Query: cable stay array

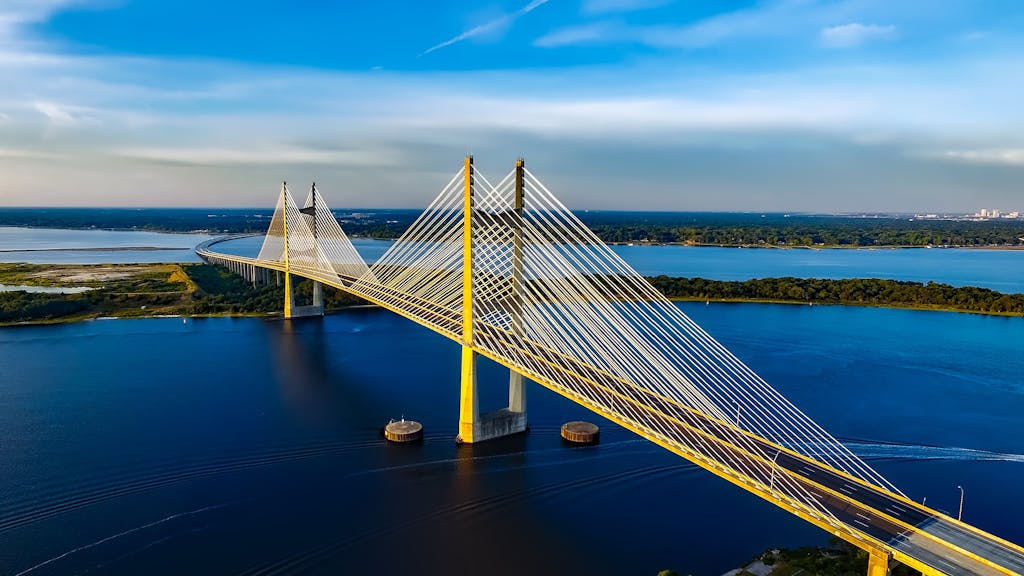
[345,164,902,530]
[256,182,370,285]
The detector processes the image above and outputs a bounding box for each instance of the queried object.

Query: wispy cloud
[421,0,550,56]
[534,22,614,48]
[114,146,403,167]
[943,148,1024,166]
[32,101,98,125]
[820,22,897,48]
[537,0,822,49]
[0,0,90,43]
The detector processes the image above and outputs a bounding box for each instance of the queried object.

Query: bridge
[196,157,1023,576]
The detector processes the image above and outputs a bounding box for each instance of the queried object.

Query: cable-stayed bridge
[196,157,1023,576]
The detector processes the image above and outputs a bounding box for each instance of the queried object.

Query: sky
[0,0,1022,211]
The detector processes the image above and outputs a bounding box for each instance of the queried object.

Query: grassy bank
[0,263,365,325]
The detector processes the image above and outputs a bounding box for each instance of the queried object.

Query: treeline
[4,263,1020,324]
[0,291,91,323]
[647,276,1024,314]
[0,264,367,324]
[184,264,365,315]
[590,220,1024,246]
[0,208,418,236]
[4,208,1023,247]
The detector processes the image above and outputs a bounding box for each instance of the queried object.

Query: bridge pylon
[282,182,293,319]
[456,156,528,444]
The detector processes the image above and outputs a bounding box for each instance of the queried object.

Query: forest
[3,208,1022,247]
[647,276,1024,314]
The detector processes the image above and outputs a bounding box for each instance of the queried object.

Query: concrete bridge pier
[456,348,528,444]
[282,275,324,319]
[313,280,323,308]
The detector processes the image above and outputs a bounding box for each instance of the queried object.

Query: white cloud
[33,101,82,124]
[114,146,404,167]
[537,0,827,49]
[421,0,550,56]
[0,0,1022,210]
[534,22,615,48]
[943,149,1024,166]
[820,22,897,48]
[0,0,93,43]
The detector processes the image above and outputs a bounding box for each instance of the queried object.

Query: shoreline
[667,297,1024,317]
[0,246,191,253]
[604,241,1024,250]
[2,297,1018,328]
[3,225,1022,251]
[2,263,1021,327]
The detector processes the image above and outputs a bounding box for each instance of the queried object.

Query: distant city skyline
[0,1,1022,211]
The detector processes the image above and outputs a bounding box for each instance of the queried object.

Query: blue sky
[0,0,1022,210]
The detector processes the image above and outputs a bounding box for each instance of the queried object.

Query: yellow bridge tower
[456,156,529,443]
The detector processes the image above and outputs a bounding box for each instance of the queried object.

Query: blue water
[0,227,214,264]
[1,304,1021,575]
[612,245,1024,293]
[3,228,1021,292]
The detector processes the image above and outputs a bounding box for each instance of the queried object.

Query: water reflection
[266,316,388,431]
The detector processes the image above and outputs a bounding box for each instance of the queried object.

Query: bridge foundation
[283,276,324,319]
[456,348,527,444]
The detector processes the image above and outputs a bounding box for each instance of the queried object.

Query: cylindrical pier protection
[561,421,600,444]
[384,419,423,443]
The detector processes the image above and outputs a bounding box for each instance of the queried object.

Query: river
[1,304,1021,575]
[0,227,215,264]
[1,226,1022,574]
[2,228,1022,292]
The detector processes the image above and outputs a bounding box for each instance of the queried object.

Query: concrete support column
[283,272,293,319]
[508,158,527,417]
[313,281,323,310]
[457,345,479,443]
[866,551,893,576]
[509,372,526,413]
